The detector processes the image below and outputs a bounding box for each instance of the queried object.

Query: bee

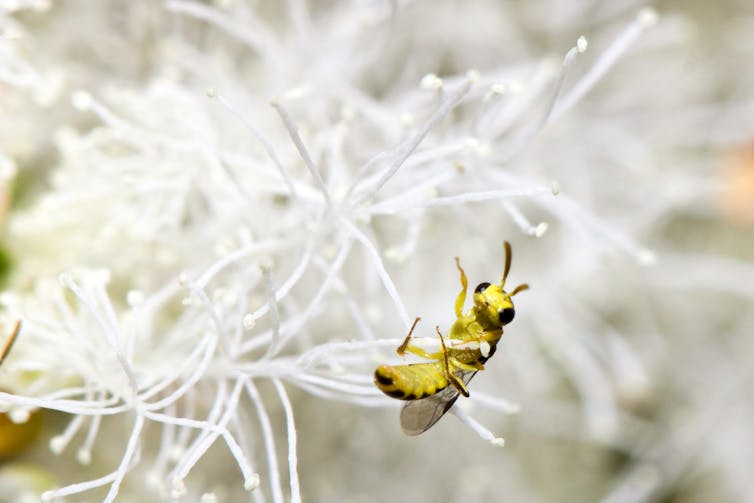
[374,242,528,435]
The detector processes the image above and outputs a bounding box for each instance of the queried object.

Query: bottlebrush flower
[0,2,752,502]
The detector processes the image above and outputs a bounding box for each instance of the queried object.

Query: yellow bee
[374,242,528,435]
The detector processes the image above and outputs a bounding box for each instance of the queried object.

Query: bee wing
[400,369,477,436]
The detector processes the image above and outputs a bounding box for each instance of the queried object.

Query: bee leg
[446,354,486,372]
[449,371,469,397]
[397,317,421,356]
[449,358,484,372]
[453,257,468,318]
[436,326,470,397]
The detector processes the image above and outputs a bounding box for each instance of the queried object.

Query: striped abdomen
[374,362,449,400]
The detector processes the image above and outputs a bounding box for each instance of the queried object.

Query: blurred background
[0,1,753,502]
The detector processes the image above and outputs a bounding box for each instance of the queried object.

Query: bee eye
[474,282,491,294]
[498,308,515,325]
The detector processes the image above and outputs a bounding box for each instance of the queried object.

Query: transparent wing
[400,369,477,436]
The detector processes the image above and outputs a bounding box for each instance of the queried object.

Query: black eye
[498,308,515,325]
[474,282,491,294]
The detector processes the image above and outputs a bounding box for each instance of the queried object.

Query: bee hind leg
[435,326,470,397]
[397,318,444,360]
[397,317,421,355]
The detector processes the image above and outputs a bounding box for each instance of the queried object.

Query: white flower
[0,1,752,502]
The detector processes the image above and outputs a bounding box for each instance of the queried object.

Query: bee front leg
[454,257,468,319]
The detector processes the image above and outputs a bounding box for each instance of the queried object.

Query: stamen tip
[638,7,659,26]
[480,341,491,358]
[171,478,187,499]
[638,248,657,266]
[49,435,65,455]
[420,73,443,90]
[551,180,561,195]
[534,222,549,238]
[576,36,588,53]
[71,90,92,111]
[244,473,261,491]
[77,448,92,465]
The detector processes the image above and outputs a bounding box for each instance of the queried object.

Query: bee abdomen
[374,363,448,400]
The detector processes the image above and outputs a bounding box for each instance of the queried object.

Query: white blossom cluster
[0,1,752,502]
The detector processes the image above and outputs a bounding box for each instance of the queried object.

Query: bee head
[472,242,529,328]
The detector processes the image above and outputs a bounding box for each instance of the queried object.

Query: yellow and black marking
[375,361,450,400]
[374,242,528,434]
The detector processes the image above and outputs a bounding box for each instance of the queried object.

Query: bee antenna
[501,241,512,287]
[509,283,529,296]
